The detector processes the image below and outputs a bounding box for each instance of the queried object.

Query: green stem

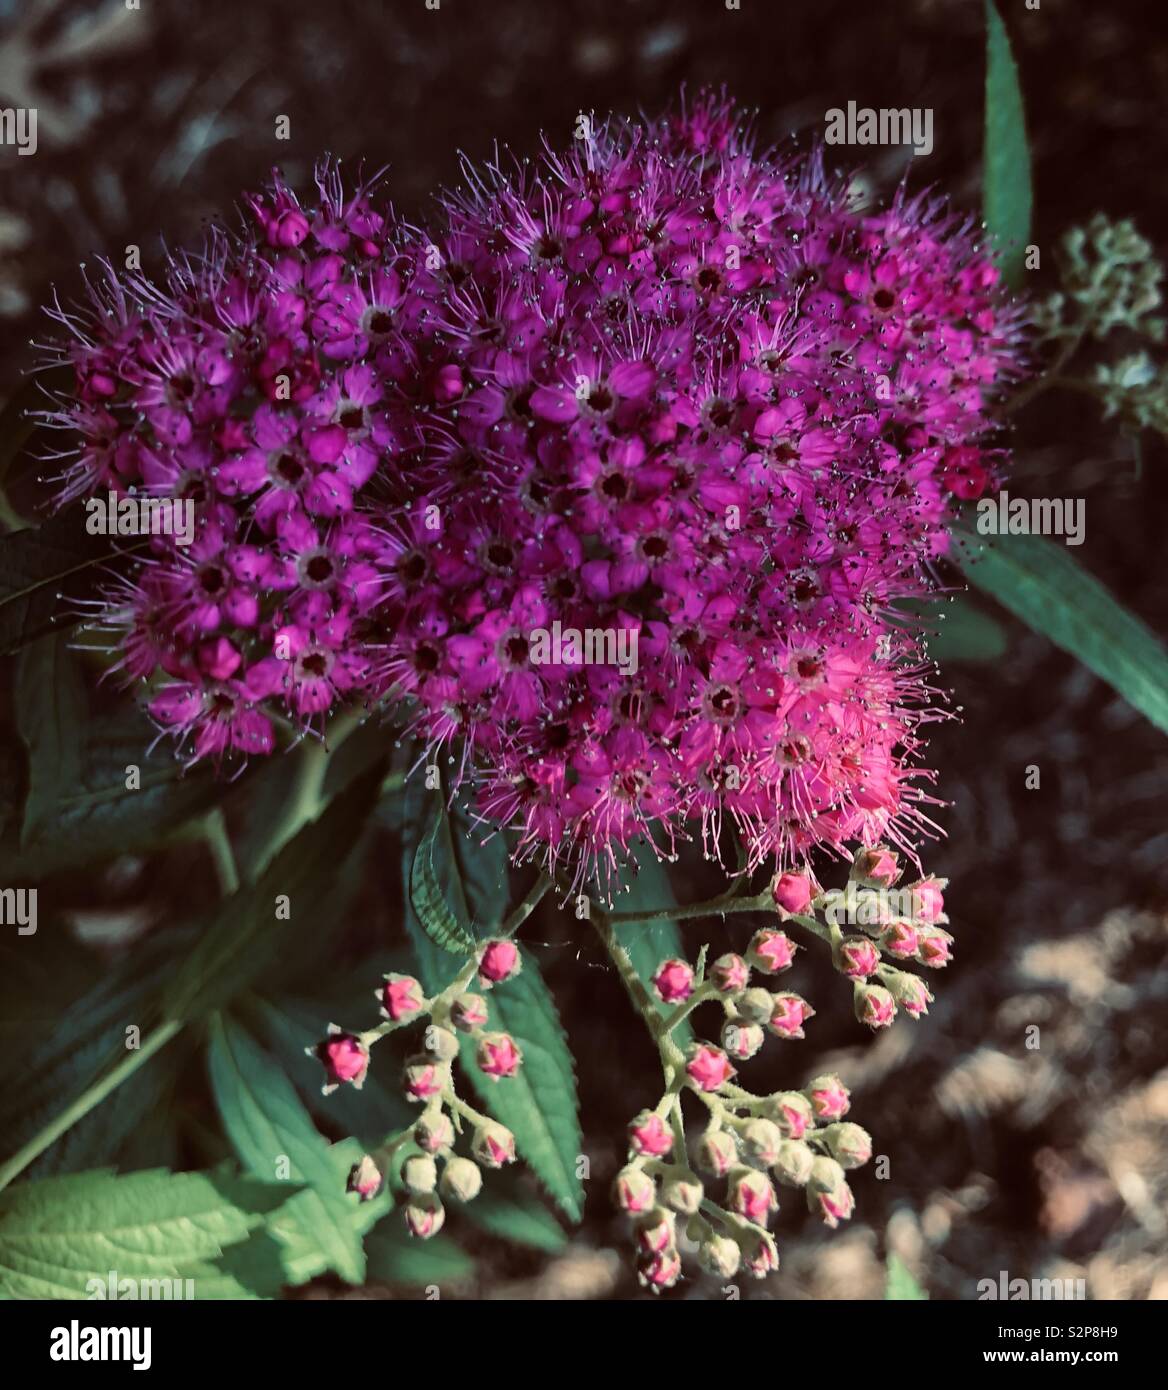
[202,806,239,896]
[607,889,772,925]
[0,1020,182,1193]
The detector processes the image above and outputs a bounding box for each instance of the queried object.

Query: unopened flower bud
[854,981,896,1029]
[767,1090,814,1138]
[722,1018,765,1060]
[741,1117,784,1167]
[660,1167,704,1216]
[748,928,798,974]
[809,1155,846,1193]
[310,1027,369,1093]
[772,1138,815,1186]
[637,1246,682,1292]
[440,1155,483,1204]
[652,957,695,1003]
[915,925,954,968]
[424,1024,459,1060]
[742,1232,780,1278]
[403,1055,445,1101]
[686,1044,736,1092]
[636,1206,676,1254]
[379,972,425,1022]
[805,1073,851,1121]
[909,876,948,924]
[808,1178,855,1229]
[613,1164,657,1214]
[885,968,934,1017]
[697,1127,738,1177]
[629,1110,674,1158]
[451,992,489,1031]
[699,1234,741,1279]
[414,1109,455,1154]
[477,938,521,987]
[346,1154,383,1201]
[879,919,919,959]
[768,992,815,1039]
[404,1192,445,1239]
[729,1167,778,1223]
[852,846,900,887]
[403,1153,438,1194]
[738,986,777,1023]
[772,871,813,916]
[823,1122,873,1169]
[710,952,749,994]
[838,935,881,979]
[477,1031,523,1079]
[473,1121,516,1168]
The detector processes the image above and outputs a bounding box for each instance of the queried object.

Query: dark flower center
[338,405,365,430]
[300,651,329,679]
[399,551,428,584]
[484,540,514,572]
[504,635,529,666]
[304,554,334,585]
[199,565,225,596]
[601,472,629,501]
[415,641,440,673]
[872,287,896,311]
[367,309,394,336]
[275,453,305,486]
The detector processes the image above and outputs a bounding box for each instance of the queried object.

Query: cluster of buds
[311,937,525,1239]
[612,849,949,1290]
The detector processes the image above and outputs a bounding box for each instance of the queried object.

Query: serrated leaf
[410,796,479,954]
[460,1175,567,1253]
[953,525,1168,735]
[983,0,1033,288]
[163,764,383,1022]
[610,850,693,1046]
[206,1014,368,1285]
[0,1166,288,1300]
[9,635,219,878]
[364,1224,475,1288]
[0,508,144,654]
[885,1252,928,1300]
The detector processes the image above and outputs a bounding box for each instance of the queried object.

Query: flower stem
[607,888,772,925]
[202,806,239,896]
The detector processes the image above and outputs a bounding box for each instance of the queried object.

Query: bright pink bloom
[772,872,813,915]
[478,939,521,986]
[685,1045,736,1092]
[313,1030,369,1090]
[652,958,695,1003]
[381,972,424,1021]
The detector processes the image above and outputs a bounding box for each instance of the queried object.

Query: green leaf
[409,795,481,954]
[9,635,219,878]
[206,1014,369,1285]
[895,595,1009,663]
[0,509,143,655]
[365,1224,475,1288]
[460,1176,567,1253]
[983,0,1033,288]
[162,764,383,1022]
[953,525,1168,735]
[885,1252,928,1300]
[610,850,693,1046]
[0,1166,288,1299]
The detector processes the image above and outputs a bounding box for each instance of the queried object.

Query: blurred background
[1,0,1166,1299]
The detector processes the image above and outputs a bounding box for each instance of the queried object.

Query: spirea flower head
[362,87,1025,893]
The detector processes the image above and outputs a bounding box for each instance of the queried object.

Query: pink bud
[853,846,900,887]
[768,1090,814,1139]
[767,992,815,1040]
[741,1118,783,1166]
[730,1168,778,1224]
[451,992,489,1031]
[880,919,920,959]
[637,1247,683,1292]
[478,938,521,987]
[403,1057,445,1101]
[414,1110,455,1154]
[824,1122,873,1169]
[854,982,896,1029]
[772,871,813,915]
[685,1044,736,1092]
[910,876,947,924]
[636,1207,675,1254]
[809,1180,855,1229]
[404,1193,446,1239]
[628,1110,674,1158]
[916,926,954,968]
[838,936,881,979]
[743,1233,780,1279]
[472,1122,516,1168]
[886,970,934,1018]
[697,1128,739,1177]
[711,952,750,993]
[652,957,695,1003]
[805,1073,850,1121]
[346,1154,383,1202]
[721,1019,765,1060]
[476,1031,523,1080]
[312,1028,369,1092]
[748,928,798,974]
[613,1165,657,1214]
[431,362,465,403]
[380,972,425,1022]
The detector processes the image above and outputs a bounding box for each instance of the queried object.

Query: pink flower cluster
[42,89,1024,884]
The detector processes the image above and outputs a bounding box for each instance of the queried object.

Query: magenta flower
[380,973,425,1022]
[476,1032,523,1080]
[685,1044,736,1092]
[652,958,695,1003]
[628,1110,674,1158]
